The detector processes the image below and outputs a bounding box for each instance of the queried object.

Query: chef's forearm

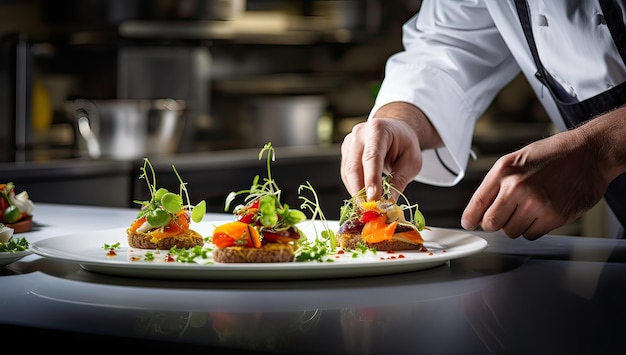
[578,105,626,183]
[372,101,444,150]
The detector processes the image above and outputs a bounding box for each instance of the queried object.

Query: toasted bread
[212,243,296,263]
[127,228,204,250]
[338,231,423,251]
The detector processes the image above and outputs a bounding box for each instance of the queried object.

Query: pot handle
[76,109,101,159]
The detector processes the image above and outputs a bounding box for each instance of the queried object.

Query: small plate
[0,249,32,267]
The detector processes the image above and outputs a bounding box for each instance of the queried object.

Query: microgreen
[224,143,306,231]
[133,158,206,227]
[169,245,212,263]
[0,235,29,253]
[339,173,428,232]
[103,242,121,250]
[295,182,338,262]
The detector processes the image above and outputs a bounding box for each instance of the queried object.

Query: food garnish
[295,182,338,262]
[213,142,339,263]
[338,174,428,250]
[126,158,206,249]
[0,224,29,253]
[133,158,206,229]
[222,143,307,242]
[0,183,34,229]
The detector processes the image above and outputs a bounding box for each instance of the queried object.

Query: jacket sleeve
[371,0,521,186]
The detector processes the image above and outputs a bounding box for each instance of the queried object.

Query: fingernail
[366,186,375,200]
[461,219,474,230]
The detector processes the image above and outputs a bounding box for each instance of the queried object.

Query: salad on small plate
[0,223,31,267]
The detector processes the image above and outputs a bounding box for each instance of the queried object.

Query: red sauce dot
[337,250,345,255]
[428,252,434,256]
[387,250,395,254]
[165,254,176,262]
[398,254,405,259]
[106,248,117,257]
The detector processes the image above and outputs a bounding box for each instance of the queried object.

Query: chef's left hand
[461,109,626,239]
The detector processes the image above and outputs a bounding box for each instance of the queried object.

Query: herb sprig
[339,174,427,231]
[295,182,338,262]
[224,143,306,230]
[0,235,29,253]
[133,158,206,227]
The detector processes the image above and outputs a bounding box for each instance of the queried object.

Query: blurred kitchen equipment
[67,99,186,160]
[118,46,210,153]
[244,95,327,147]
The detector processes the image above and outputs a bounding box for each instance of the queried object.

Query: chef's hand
[461,108,626,240]
[340,102,443,201]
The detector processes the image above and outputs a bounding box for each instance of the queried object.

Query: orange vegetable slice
[147,210,190,240]
[361,215,397,243]
[212,221,262,248]
[393,229,424,245]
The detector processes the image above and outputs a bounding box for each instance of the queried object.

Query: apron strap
[599,0,626,66]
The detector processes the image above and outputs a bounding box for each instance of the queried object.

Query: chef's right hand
[340,102,442,201]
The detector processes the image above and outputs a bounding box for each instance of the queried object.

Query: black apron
[514,0,626,237]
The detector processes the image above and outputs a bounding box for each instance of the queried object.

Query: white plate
[0,249,32,267]
[31,221,488,280]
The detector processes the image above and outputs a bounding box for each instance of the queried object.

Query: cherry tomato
[237,213,255,224]
[360,210,381,224]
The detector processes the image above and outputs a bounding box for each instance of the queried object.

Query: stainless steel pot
[244,95,327,147]
[66,99,186,160]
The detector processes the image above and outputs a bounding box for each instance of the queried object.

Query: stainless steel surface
[66,99,187,160]
[118,46,211,152]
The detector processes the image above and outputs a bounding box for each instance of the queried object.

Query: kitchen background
[0,0,616,236]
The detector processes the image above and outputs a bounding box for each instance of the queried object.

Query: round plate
[31,221,488,280]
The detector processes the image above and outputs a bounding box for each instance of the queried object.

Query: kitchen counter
[2,203,626,353]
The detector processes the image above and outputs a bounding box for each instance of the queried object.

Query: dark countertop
[1,203,625,354]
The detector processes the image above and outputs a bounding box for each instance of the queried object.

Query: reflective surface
[2,204,626,353]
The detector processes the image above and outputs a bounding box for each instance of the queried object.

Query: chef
[340,0,626,239]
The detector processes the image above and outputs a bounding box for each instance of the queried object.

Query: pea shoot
[133,158,206,229]
[0,235,29,253]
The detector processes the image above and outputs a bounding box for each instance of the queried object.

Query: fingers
[340,128,365,197]
[461,167,501,231]
[341,118,423,201]
[340,122,384,200]
[461,163,562,240]
[360,126,387,200]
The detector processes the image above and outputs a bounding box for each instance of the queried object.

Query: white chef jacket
[371,0,626,187]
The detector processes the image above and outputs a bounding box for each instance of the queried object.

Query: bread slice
[338,231,423,251]
[212,243,296,263]
[126,228,204,250]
